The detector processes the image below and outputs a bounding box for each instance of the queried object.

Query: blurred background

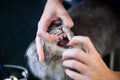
[0,1,47,79]
[0,0,46,66]
[0,0,120,79]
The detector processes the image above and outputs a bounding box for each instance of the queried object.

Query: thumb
[68,36,97,54]
[37,14,52,40]
[35,36,44,62]
[60,12,74,28]
[37,15,58,41]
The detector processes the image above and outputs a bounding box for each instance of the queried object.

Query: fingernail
[67,42,72,46]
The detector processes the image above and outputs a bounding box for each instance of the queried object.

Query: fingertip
[67,40,74,46]
[63,18,74,28]
[64,68,71,75]
[38,48,45,62]
[39,55,44,62]
[63,21,74,28]
[66,43,72,47]
[38,52,45,62]
[60,14,74,28]
[35,36,45,62]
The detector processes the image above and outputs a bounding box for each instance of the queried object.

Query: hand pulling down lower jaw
[61,25,84,50]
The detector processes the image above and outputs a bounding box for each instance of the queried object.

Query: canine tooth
[63,34,66,37]
[59,36,63,40]
[62,26,72,40]
[67,33,72,41]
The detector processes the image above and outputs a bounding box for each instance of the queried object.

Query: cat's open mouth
[56,27,70,48]
[48,24,72,48]
[57,34,69,48]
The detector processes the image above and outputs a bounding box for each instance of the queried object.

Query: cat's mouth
[56,27,70,48]
[57,34,69,48]
[48,24,72,48]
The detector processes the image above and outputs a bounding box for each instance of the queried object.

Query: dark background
[0,0,46,66]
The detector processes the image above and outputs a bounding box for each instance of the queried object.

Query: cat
[26,0,120,80]
[26,24,83,80]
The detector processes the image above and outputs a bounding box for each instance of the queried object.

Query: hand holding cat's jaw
[37,25,74,62]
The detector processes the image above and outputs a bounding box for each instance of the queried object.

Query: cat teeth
[60,36,63,39]
[57,33,68,42]
[57,36,63,42]
[63,33,67,37]
[59,36,63,40]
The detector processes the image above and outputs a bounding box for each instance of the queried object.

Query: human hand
[62,36,119,80]
[36,0,73,62]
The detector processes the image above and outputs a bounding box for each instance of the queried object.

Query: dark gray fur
[69,0,120,56]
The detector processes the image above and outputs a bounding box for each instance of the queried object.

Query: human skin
[62,36,120,80]
[36,0,73,62]
[35,0,120,79]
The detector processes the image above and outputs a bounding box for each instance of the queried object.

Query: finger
[37,16,58,41]
[37,31,58,42]
[62,48,90,64]
[35,36,44,62]
[65,69,85,80]
[52,17,61,24]
[63,60,88,73]
[68,36,97,54]
[38,14,52,32]
[59,12,74,28]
